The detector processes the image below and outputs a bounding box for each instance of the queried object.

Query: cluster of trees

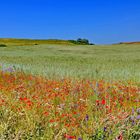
[69,38,94,45]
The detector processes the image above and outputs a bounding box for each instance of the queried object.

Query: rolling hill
[0,38,75,46]
[119,41,140,45]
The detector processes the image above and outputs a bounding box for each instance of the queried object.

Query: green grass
[0,43,140,82]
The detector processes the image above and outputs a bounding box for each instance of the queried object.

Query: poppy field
[0,44,140,139]
[0,69,140,140]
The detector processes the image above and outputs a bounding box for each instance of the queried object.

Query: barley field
[0,44,140,82]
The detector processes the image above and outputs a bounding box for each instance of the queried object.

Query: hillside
[0,38,75,46]
[119,41,140,45]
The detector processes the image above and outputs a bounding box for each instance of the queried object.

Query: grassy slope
[0,43,140,81]
[0,38,74,46]
[119,42,140,45]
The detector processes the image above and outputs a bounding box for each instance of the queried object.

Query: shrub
[68,40,78,44]
[0,44,7,47]
[89,43,95,45]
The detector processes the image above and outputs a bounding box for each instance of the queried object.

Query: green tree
[77,38,89,45]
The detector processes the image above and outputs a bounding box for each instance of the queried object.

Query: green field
[0,43,140,82]
[0,41,140,139]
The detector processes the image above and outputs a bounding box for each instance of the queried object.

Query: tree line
[69,38,94,45]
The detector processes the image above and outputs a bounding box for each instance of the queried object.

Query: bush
[89,43,95,45]
[0,44,7,47]
[68,40,78,44]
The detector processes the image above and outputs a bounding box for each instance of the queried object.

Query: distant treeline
[69,38,94,45]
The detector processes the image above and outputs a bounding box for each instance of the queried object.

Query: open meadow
[0,43,140,81]
[0,43,140,139]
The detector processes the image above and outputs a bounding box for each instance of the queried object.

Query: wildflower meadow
[0,42,140,140]
[0,67,139,139]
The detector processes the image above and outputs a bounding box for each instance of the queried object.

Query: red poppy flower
[64,134,76,139]
[101,99,106,105]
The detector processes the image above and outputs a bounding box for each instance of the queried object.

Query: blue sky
[0,0,140,44]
